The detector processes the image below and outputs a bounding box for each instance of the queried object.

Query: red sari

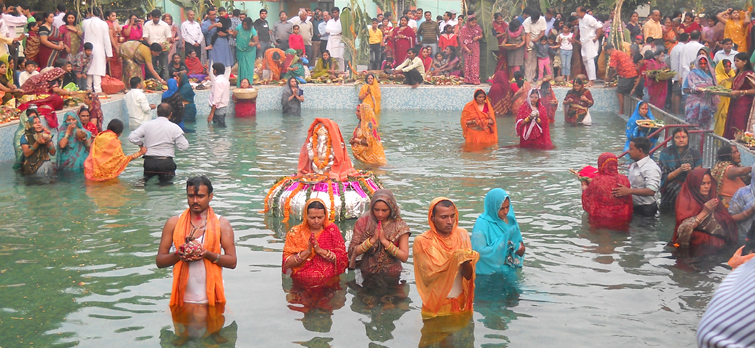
[107,20,123,81]
[391,26,415,65]
[493,21,509,72]
[282,198,348,287]
[673,168,738,251]
[540,84,558,122]
[234,98,256,117]
[515,90,553,149]
[460,23,482,84]
[723,70,755,139]
[644,58,668,109]
[488,70,512,115]
[582,153,633,228]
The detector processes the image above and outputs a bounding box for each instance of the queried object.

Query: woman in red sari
[516,89,553,149]
[492,13,508,72]
[390,16,416,66]
[487,70,512,115]
[460,16,483,85]
[672,168,738,253]
[723,52,755,139]
[461,89,498,149]
[59,13,83,59]
[539,80,558,122]
[37,12,67,68]
[581,153,633,228]
[282,198,348,287]
[643,50,668,109]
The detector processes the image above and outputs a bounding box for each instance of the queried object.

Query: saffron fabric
[581,153,633,227]
[711,160,746,205]
[358,78,381,114]
[609,50,638,78]
[262,48,285,81]
[413,197,479,319]
[714,60,736,136]
[351,104,387,166]
[471,188,524,275]
[515,89,552,149]
[297,118,357,181]
[460,90,498,148]
[84,130,138,181]
[724,17,748,54]
[282,198,348,286]
[170,208,226,307]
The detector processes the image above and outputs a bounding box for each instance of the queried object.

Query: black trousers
[404,69,423,85]
[369,43,382,70]
[634,204,658,217]
[143,156,177,184]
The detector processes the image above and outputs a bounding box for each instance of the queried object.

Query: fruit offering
[178,239,204,262]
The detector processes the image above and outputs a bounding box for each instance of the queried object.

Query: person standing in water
[128,103,189,185]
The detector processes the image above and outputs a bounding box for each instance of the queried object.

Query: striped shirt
[697,258,755,347]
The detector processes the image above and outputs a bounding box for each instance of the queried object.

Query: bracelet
[212,253,221,264]
[294,252,302,263]
[361,239,373,253]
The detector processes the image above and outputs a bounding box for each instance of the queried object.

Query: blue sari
[177,72,196,123]
[624,101,657,152]
[56,111,91,171]
[471,188,524,275]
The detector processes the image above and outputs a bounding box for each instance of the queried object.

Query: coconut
[178,239,204,262]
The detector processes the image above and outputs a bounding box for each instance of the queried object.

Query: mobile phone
[298,89,303,96]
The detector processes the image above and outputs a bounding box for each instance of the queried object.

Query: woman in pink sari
[460,16,483,85]
[643,50,668,109]
[121,14,143,41]
[391,16,416,66]
[516,89,553,149]
[488,70,512,115]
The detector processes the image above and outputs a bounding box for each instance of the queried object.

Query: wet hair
[186,175,214,195]
[107,119,124,135]
[213,62,225,75]
[432,200,455,216]
[83,42,93,50]
[716,144,735,162]
[130,76,141,88]
[157,102,173,117]
[631,137,652,154]
[307,200,326,212]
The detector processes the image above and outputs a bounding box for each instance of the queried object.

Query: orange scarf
[282,198,332,273]
[84,130,135,181]
[460,90,498,146]
[359,80,382,115]
[169,208,226,307]
[351,104,387,166]
[413,197,479,319]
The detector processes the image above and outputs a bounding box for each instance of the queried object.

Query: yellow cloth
[170,208,226,307]
[351,103,387,166]
[84,130,136,181]
[413,197,479,319]
[643,19,662,40]
[359,79,381,115]
[725,17,748,54]
[312,58,338,79]
[368,27,383,44]
[715,60,736,136]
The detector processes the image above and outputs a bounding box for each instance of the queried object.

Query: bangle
[212,253,221,264]
[361,239,373,253]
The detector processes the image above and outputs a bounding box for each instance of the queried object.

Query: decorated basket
[654,70,676,81]
[233,88,258,100]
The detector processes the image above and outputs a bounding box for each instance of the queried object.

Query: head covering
[84,130,138,181]
[56,111,92,170]
[674,168,738,244]
[461,89,498,146]
[582,153,634,226]
[352,103,387,165]
[693,54,716,79]
[297,118,357,181]
[715,59,736,88]
[625,101,655,150]
[471,188,524,275]
[162,78,178,99]
[527,88,541,110]
[0,54,13,84]
[21,67,66,94]
[487,70,512,115]
[177,72,195,101]
[362,73,381,114]
[597,152,619,176]
[478,188,517,245]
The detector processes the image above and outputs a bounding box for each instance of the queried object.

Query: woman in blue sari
[177,72,196,124]
[624,101,657,152]
[658,127,702,212]
[471,188,525,275]
[56,111,91,171]
[683,55,719,129]
[235,17,257,87]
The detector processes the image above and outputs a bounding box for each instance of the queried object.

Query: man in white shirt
[1,7,27,57]
[404,9,417,30]
[181,10,204,61]
[523,8,547,82]
[318,11,330,57]
[53,4,66,29]
[208,63,230,127]
[326,7,345,72]
[124,77,156,129]
[293,9,314,60]
[448,10,459,28]
[142,9,172,81]
[612,136,661,217]
[128,102,189,185]
[82,7,112,94]
[544,9,556,33]
[680,30,704,88]
[392,47,424,88]
[713,38,738,67]
[439,11,452,33]
[576,6,602,85]
[669,32,687,114]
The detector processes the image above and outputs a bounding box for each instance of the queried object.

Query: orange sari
[169,208,226,307]
[263,48,286,81]
[359,79,382,115]
[460,91,498,148]
[297,118,357,181]
[84,130,137,181]
[413,197,480,319]
[352,104,387,166]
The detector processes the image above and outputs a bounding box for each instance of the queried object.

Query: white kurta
[325,18,343,58]
[82,17,112,76]
[579,14,602,59]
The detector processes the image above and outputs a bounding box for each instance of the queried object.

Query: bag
[581,110,592,126]
[101,76,125,94]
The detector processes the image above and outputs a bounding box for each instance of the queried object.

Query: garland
[339,181,347,221]
[271,180,291,216]
[262,176,294,213]
[358,177,376,195]
[282,182,304,223]
[327,179,336,222]
[305,184,313,202]
[311,124,332,170]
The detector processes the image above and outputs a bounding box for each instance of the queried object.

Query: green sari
[235,24,257,87]
[312,57,337,79]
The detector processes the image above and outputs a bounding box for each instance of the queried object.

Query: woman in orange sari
[263,48,286,82]
[350,104,387,166]
[358,73,381,115]
[460,89,497,149]
[84,119,146,181]
[282,198,348,287]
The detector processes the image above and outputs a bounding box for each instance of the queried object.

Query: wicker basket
[233,88,258,100]
[654,70,676,81]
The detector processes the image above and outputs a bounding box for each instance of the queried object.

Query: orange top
[413,197,479,319]
[461,90,498,147]
[719,166,746,205]
[297,118,357,181]
[84,130,136,181]
[170,208,226,307]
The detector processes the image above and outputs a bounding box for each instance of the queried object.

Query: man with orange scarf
[156,176,237,309]
[413,198,479,320]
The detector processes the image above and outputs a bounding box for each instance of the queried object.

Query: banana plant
[341,0,372,77]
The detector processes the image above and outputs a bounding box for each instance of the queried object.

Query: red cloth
[644,58,668,109]
[20,95,64,128]
[185,56,205,75]
[297,118,357,181]
[421,55,432,72]
[285,223,348,288]
[673,168,738,248]
[493,21,508,72]
[540,86,558,122]
[288,34,304,51]
[234,98,256,117]
[581,153,633,227]
[680,22,702,34]
[578,165,599,179]
[723,70,755,139]
[515,93,553,149]
[392,26,416,66]
[488,70,512,115]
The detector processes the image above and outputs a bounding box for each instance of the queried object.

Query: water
[0,110,735,347]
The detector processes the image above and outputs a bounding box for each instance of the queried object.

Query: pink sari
[392,26,415,65]
[644,58,668,109]
[460,23,482,84]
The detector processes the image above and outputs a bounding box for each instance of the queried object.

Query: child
[207,16,232,50]
[18,60,39,87]
[368,18,383,70]
[427,52,446,77]
[439,24,457,52]
[54,59,76,88]
[208,62,230,127]
[557,24,573,81]
[14,57,24,88]
[640,37,656,57]
[72,42,93,91]
[381,50,396,74]
[548,35,560,78]
[289,25,305,57]
[534,36,552,81]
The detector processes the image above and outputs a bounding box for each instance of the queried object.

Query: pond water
[0,109,735,347]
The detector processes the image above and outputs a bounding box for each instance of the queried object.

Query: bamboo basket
[233,88,258,100]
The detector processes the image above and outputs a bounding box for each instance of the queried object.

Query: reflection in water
[85,180,131,216]
[283,275,347,333]
[474,273,522,333]
[347,273,411,342]
[159,304,238,347]
[419,311,474,348]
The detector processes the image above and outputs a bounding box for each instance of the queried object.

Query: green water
[0,110,733,347]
